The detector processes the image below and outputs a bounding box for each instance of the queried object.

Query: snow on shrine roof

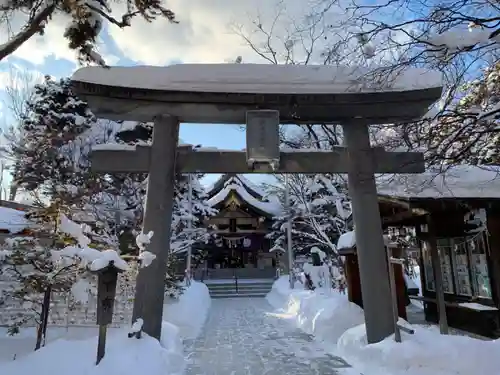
[377,165,500,199]
[72,64,443,94]
[207,176,281,217]
[207,174,266,199]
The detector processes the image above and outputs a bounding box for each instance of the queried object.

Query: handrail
[233,269,239,294]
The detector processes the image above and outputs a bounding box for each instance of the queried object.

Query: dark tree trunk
[35,285,52,351]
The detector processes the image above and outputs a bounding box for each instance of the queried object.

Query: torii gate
[71,64,442,344]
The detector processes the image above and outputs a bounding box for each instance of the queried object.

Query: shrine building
[192,174,284,280]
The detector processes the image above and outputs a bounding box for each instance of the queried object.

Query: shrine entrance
[194,173,280,280]
[71,63,442,344]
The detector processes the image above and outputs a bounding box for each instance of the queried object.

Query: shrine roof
[207,175,281,217]
[207,174,265,199]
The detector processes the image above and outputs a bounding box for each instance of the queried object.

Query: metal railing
[233,269,238,293]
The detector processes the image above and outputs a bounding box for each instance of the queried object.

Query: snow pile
[136,230,156,268]
[337,231,356,249]
[337,323,500,375]
[266,276,364,344]
[163,281,211,340]
[302,262,331,290]
[0,280,210,373]
[0,329,186,375]
[88,249,129,271]
[53,213,129,272]
[0,206,33,233]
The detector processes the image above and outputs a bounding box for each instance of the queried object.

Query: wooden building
[378,166,500,338]
[337,231,409,320]
[193,174,283,280]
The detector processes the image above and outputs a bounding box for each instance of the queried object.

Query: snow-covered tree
[233,2,500,169]
[0,232,77,346]
[408,62,500,166]
[11,75,96,201]
[171,175,218,254]
[8,76,145,251]
[114,123,218,256]
[0,209,100,348]
[267,174,351,263]
[1,0,177,64]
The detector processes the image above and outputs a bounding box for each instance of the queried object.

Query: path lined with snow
[185,298,358,375]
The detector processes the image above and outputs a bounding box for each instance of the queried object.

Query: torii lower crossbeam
[90,146,424,174]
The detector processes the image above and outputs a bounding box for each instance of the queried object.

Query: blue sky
[0,0,420,193]
[0,1,289,193]
[0,56,271,189]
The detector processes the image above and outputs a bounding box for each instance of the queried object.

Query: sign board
[96,267,119,325]
[246,110,280,168]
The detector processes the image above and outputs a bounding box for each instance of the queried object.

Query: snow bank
[266,276,364,344]
[0,329,185,375]
[0,206,32,233]
[0,281,211,373]
[337,323,500,375]
[163,281,211,340]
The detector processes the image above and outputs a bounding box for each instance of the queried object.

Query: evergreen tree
[12,75,96,202]
[171,174,217,254]
[9,76,144,250]
[115,123,217,255]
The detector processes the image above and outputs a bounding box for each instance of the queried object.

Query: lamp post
[285,174,294,289]
[186,174,193,286]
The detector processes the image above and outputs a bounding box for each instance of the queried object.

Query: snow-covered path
[185,298,357,375]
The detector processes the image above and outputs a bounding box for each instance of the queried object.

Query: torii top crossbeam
[71,64,442,124]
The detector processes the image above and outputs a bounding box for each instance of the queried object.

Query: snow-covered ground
[185,297,359,375]
[267,276,500,375]
[0,281,211,375]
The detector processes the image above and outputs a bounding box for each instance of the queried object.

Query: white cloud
[1,0,345,67]
[1,14,78,66]
[106,0,330,65]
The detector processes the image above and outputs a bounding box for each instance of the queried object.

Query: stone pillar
[343,121,394,343]
[132,115,179,340]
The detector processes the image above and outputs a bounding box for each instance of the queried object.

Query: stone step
[210,292,267,299]
[206,283,273,290]
[209,288,271,294]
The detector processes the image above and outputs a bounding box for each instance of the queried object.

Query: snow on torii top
[71,64,443,94]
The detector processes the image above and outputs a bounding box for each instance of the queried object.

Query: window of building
[451,239,472,296]
[436,238,455,294]
[422,241,435,292]
[468,233,492,299]
[422,233,492,299]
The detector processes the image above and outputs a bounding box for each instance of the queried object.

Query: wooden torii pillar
[71,63,442,344]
